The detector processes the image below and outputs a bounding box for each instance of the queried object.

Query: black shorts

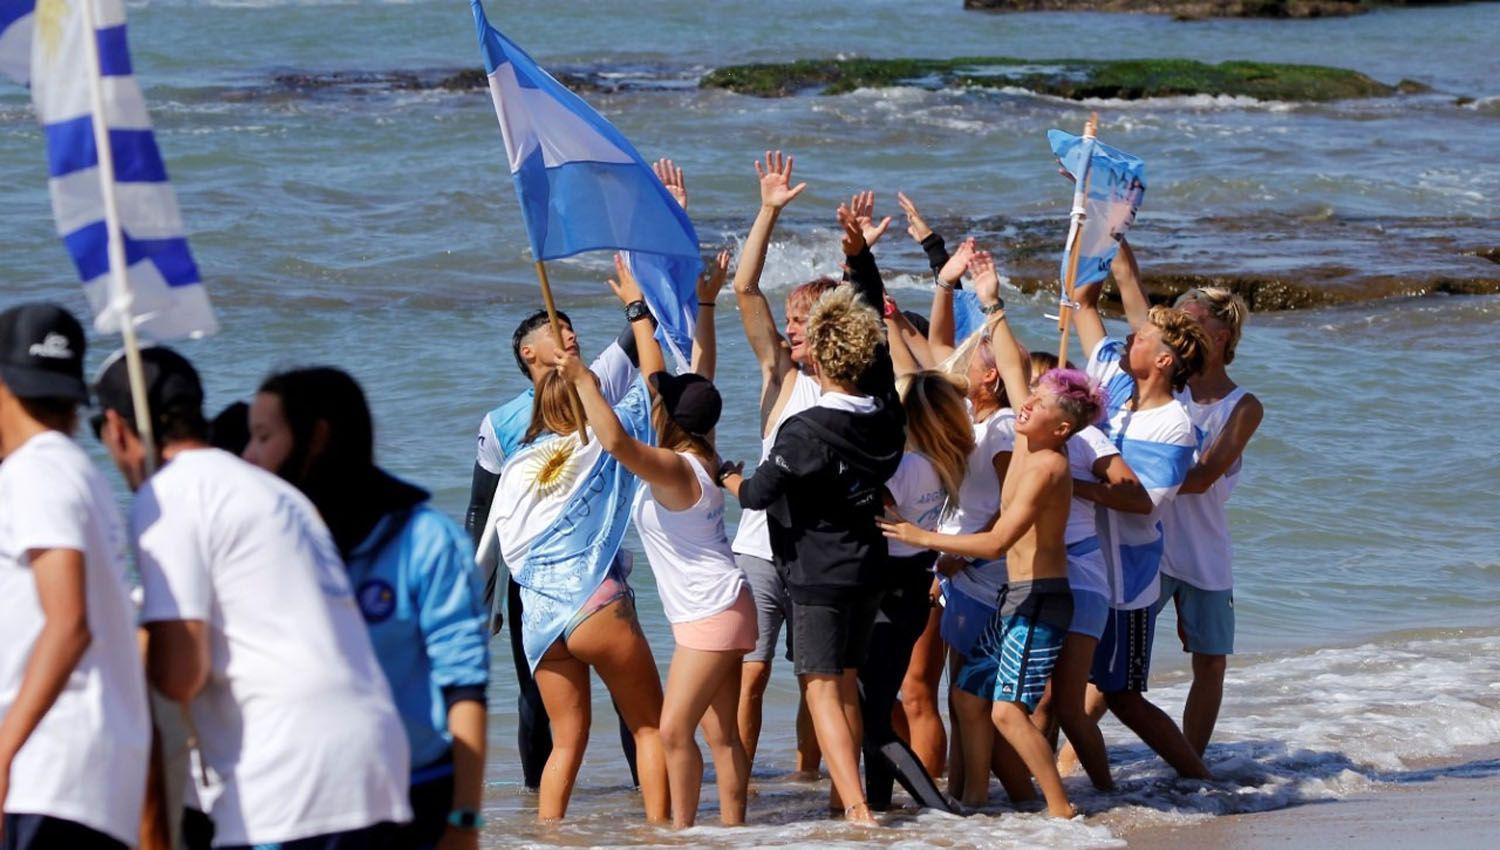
[2,814,125,850]
[792,591,882,675]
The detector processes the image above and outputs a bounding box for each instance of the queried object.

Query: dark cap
[649,371,722,438]
[0,302,89,403]
[93,345,204,428]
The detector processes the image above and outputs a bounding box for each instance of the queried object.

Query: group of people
[0,150,1261,849]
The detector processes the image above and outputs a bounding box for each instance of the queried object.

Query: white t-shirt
[1087,339,1197,610]
[1161,386,1250,591]
[135,449,411,846]
[1066,425,1117,546]
[1065,426,1117,598]
[0,432,149,844]
[941,406,1015,604]
[632,453,747,624]
[884,452,947,559]
[731,369,822,561]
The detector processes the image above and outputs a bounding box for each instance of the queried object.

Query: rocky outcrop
[700,56,1395,101]
[962,1,1473,21]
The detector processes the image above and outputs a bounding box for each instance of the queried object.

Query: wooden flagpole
[1057,112,1099,368]
[80,0,157,477]
[532,260,589,444]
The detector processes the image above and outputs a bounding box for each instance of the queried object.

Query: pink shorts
[671,588,757,653]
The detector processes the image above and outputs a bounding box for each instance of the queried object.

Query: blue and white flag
[1049,129,1146,291]
[4,0,216,340]
[487,378,653,671]
[471,0,699,367]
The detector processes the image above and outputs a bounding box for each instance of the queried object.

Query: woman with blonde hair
[486,255,669,823]
[861,370,973,813]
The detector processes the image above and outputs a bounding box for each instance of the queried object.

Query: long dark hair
[257,367,425,555]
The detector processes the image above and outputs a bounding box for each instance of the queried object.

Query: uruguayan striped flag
[471,0,699,367]
[4,0,216,340]
[483,377,653,671]
[1050,129,1146,292]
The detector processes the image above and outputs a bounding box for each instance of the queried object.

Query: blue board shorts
[955,579,1072,711]
[940,578,997,657]
[1091,604,1157,693]
[1158,574,1235,655]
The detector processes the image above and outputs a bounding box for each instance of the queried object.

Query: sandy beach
[1127,750,1500,848]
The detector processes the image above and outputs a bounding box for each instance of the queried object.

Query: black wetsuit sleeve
[464,462,501,548]
[613,323,640,366]
[844,247,899,405]
[920,232,962,290]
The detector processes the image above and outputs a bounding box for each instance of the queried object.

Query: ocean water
[2,1,1499,847]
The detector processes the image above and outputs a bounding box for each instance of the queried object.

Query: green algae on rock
[962,1,1473,20]
[700,56,1395,101]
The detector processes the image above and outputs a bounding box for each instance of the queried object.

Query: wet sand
[1127,758,1500,848]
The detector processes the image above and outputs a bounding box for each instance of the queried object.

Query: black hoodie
[736,247,906,604]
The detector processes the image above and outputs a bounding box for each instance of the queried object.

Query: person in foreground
[1067,239,1214,781]
[486,255,668,823]
[883,309,1104,819]
[722,281,904,825]
[0,304,150,850]
[244,367,489,850]
[555,257,750,828]
[94,346,411,849]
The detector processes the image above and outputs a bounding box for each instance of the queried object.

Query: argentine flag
[1050,129,1146,292]
[2,0,216,340]
[471,0,699,367]
[482,378,653,671]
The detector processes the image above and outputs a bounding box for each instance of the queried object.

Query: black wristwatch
[981,299,1005,315]
[624,300,651,323]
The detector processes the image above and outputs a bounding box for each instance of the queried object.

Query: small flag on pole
[1049,129,1146,291]
[4,0,216,341]
[471,0,699,367]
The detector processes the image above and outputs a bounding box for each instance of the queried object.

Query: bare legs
[992,701,1075,818]
[802,670,875,824]
[1182,653,1226,756]
[737,659,771,766]
[895,606,947,778]
[532,596,669,822]
[1033,634,1113,790]
[660,646,750,827]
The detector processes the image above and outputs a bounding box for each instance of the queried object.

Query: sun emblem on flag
[527,437,580,498]
[36,0,68,59]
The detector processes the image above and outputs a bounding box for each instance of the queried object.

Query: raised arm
[555,258,697,506]
[1074,454,1153,515]
[653,158,687,211]
[1072,264,1109,359]
[881,461,1057,560]
[983,311,1034,449]
[692,250,731,380]
[734,151,806,405]
[1112,236,1149,330]
[1180,393,1263,494]
[838,201,887,310]
[927,237,974,363]
[883,296,925,378]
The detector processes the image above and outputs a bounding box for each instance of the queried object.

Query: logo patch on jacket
[357,579,398,623]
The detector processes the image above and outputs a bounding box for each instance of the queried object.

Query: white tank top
[633,452,748,624]
[1160,386,1249,591]
[730,370,822,561]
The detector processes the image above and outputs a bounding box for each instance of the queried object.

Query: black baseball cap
[0,302,89,403]
[649,371,722,438]
[93,345,205,429]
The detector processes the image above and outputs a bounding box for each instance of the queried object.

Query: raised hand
[551,347,588,382]
[896,191,932,243]
[697,249,731,303]
[968,248,1002,307]
[848,190,892,249]
[938,236,975,287]
[653,158,687,210]
[754,150,807,210]
[607,252,644,305]
[836,203,865,256]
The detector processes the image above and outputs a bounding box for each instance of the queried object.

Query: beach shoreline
[1125,762,1500,847]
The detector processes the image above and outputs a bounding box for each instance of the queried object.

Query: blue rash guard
[346,502,490,779]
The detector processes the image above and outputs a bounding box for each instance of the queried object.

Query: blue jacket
[346,503,489,776]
